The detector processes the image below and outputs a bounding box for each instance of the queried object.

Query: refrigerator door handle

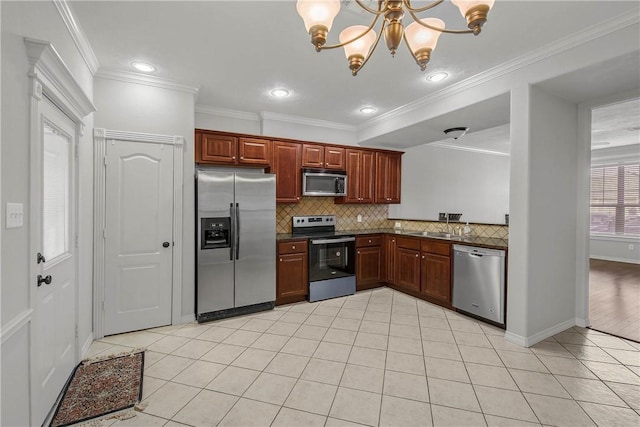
[229,203,235,261]
[235,202,240,260]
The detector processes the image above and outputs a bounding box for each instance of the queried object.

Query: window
[590,162,640,236]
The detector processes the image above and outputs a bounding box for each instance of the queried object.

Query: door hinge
[104,156,107,166]
[101,300,105,312]
[103,229,106,239]
[74,233,79,248]
[75,324,79,338]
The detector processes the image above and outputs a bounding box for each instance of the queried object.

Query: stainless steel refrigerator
[196,169,276,322]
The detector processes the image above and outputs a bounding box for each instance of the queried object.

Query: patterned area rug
[50,351,145,427]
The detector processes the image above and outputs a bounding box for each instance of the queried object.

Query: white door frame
[93,128,184,339]
[25,38,95,425]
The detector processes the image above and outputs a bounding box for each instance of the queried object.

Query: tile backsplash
[276,197,509,240]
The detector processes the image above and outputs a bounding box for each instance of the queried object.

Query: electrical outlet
[394,221,402,229]
[6,203,24,228]
[357,214,362,223]
[629,244,635,251]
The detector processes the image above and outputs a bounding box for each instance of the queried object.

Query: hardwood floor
[589,258,640,342]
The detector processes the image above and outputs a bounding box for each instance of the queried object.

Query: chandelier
[296,0,495,76]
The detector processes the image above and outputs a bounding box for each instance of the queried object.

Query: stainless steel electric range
[291,215,355,302]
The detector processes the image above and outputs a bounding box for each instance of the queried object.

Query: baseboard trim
[575,317,590,328]
[181,314,196,324]
[81,332,94,359]
[590,255,640,264]
[505,318,576,347]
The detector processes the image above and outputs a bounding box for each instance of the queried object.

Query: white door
[104,140,174,335]
[31,98,78,425]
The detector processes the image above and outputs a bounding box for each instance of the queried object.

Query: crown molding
[427,141,510,157]
[195,105,260,122]
[359,12,640,135]
[260,111,357,132]
[53,0,100,75]
[95,68,200,95]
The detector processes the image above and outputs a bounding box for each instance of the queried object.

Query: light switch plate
[357,214,362,223]
[6,203,24,228]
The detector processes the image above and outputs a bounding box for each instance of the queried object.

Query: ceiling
[70,1,640,150]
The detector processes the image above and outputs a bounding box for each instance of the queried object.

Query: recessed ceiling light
[131,61,156,73]
[427,72,448,82]
[270,88,290,98]
[360,106,376,114]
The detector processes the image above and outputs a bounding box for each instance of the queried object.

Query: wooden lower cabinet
[395,248,421,292]
[356,235,383,290]
[276,240,308,305]
[384,235,397,284]
[420,253,451,303]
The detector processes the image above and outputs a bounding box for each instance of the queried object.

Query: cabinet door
[273,141,301,203]
[301,144,324,168]
[238,137,271,166]
[375,152,402,203]
[384,236,397,284]
[356,246,382,289]
[200,133,237,164]
[277,253,308,302]
[421,253,451,303]
[360,150,375,203]
[344,149,361,203]
[396,248,420,291]
[324,146,345,170]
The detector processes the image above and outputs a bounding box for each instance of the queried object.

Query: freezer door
[234,173,276,307]
[196,170,235,314]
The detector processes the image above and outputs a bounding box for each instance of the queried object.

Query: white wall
[195,110,261,135]
[389,145,510,224]
[93,77,196,321]
[1,1,95,425]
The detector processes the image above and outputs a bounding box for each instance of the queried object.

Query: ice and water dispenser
[200,217,231,249]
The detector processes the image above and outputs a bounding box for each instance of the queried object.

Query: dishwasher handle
[453,244,505,258]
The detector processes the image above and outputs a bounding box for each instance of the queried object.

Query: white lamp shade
[405,18,445,53]
[339,26,376,59]
[296,0,341,32]
[451,0,495,16]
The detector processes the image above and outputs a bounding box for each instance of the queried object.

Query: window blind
[590,162,640,236]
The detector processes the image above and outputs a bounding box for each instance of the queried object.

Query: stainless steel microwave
[302,169,347,196]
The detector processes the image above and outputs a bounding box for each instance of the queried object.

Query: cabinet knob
[292,245,296,249]
[416,254,419,258]
[280,258,282,262]
[368,239,372,243]
[357,251,360,254]
[297,197,300,200]
[422,255,425,259]
[240,156,244,160]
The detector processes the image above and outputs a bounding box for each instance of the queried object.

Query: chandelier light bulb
[340,26,377,75]
[296,0,340,31]
[451,0,495,33]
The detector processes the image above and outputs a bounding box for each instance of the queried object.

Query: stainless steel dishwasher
[452,245,506,326]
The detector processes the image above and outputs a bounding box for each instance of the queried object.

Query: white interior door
[104,140,174,335]
[31,98,78,425]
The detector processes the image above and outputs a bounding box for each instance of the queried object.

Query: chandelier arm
[354,0,386,15]
[402,31,427,71]
[403,0,445,14]
[318,13,382,50]
[407,9,474,34]
[352,18,387,75]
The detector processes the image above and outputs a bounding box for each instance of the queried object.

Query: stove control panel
[292,215,335,229]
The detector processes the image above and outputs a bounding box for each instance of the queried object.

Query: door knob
[37,275,52,287]
[162,242,170,248]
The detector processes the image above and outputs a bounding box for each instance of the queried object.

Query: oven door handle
[310,237,356,245]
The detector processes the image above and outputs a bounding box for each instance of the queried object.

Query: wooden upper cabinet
[238,137,271,166]
[198,133,237,164]
[375,152,402,203]
[272,141,302,203]
[196,130,270,166]
[302,144,345,170]
[341,149,374,203]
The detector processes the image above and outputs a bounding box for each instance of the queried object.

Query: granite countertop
[277,228,508,250]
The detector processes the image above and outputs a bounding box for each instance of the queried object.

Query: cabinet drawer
[278,240,307,255]
[421,240,450,256]
[356,235,382,247]
[397,236,421,250]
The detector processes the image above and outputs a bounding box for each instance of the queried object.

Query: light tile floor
[88,288,640,427]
